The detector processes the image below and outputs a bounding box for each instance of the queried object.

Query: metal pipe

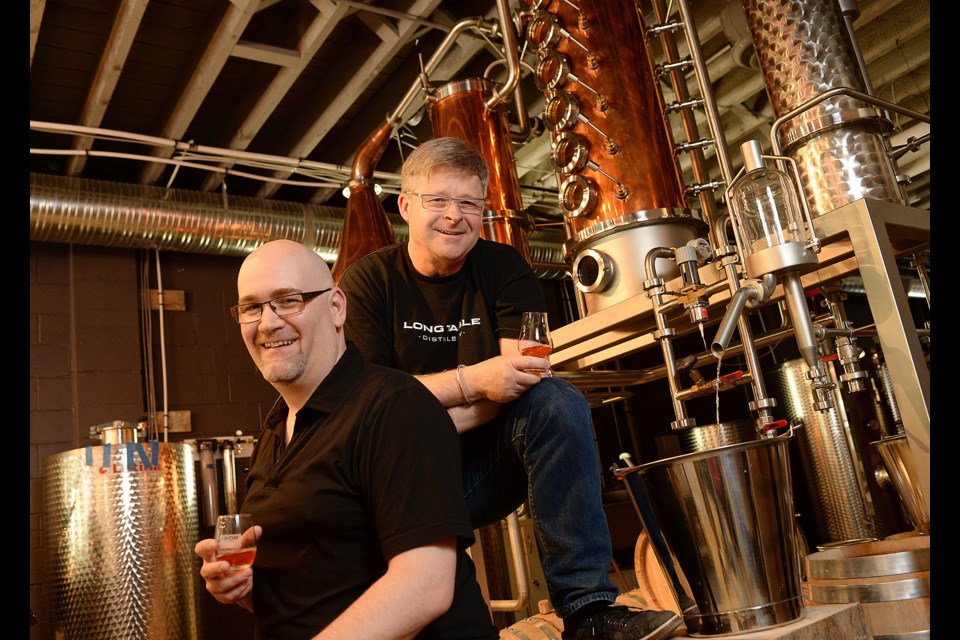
[837,0,874,96]
[487,511,530,612]
[199,440,219,528]
[644,246,693,429]
[769,86,930,156]
[649,0,721,249]
[222,440,238,516]
[387,17,498,125]
[675,0,735,186]
[483,0,521,110]
[555,313,836,390]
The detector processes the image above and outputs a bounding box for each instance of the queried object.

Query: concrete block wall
[29,242,273,640]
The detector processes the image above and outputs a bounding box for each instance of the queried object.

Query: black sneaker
[561,604,682,640]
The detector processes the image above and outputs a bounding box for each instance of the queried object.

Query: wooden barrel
[803,535,929,639]
[632,530,681,616]
[499,612,564,640]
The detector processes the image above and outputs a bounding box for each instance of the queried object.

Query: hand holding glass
[215,513,258,572]
[518,312,553,376]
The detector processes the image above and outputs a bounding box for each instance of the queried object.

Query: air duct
[29,173,569,278]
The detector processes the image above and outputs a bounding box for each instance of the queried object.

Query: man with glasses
[194,239,498,640]
[339,137,681,640]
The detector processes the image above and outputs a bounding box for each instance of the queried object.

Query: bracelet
[456,364,473,404]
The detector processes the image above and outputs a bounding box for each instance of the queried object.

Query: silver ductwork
[29,173,569,278]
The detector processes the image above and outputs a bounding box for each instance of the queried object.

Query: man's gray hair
[401,137,490,192]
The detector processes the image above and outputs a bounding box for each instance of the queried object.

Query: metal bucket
[44,441,200,639]
[679,420,756,454]
[618,434,804,636]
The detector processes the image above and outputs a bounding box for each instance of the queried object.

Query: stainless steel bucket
[618,435,804,636]
[44,441,200,639]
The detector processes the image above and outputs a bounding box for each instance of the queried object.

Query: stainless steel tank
[770,359,887,545]
[44,440,200,639]
[743,0,906,216]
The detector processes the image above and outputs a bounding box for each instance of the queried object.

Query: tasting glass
[518,311,553,376]
[215,513,258,572]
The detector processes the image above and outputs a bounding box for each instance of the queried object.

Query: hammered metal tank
[742,0,905,216]
[44,440,200,639]
[428,77,533,263]
[770,358,897,547]
[524,0,707,314]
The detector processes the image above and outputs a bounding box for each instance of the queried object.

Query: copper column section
[429,78,533,263]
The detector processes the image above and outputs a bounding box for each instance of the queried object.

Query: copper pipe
[332,121,397,282]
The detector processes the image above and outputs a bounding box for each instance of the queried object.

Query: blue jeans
[459,376,618,619]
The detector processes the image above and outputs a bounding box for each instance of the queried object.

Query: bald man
[195,240,497,640]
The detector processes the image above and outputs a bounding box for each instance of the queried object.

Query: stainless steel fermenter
[44,439,200,639]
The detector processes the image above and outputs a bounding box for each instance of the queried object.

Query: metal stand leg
[813,198,930,516]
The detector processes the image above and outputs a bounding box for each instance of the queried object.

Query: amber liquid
[520,344,553,358]
[521,343,553,376]
[216,547,257,571]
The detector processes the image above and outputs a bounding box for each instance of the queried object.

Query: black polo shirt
[242,344,497,639]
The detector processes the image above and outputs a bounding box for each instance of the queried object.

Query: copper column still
[742,0,905,216]
[428,77,534,264]
[525,0,707,314]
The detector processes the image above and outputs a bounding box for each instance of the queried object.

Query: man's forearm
[414,368,474,407]
[447,400,502,433]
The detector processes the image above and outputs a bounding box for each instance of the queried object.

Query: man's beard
[257,351,306,384]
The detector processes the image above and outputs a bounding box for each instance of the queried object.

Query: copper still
[525,0,707,314]
[427,77,533,263]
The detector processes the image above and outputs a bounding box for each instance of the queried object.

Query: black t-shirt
[242,345,497,640]
[339,238,545,374]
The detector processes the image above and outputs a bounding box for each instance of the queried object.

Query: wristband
[456,364,473,404]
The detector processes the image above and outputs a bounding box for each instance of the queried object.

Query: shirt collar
[262,343,366,433]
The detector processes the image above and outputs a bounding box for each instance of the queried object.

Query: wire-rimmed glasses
[406,192,486,215]
[229,288,332,324]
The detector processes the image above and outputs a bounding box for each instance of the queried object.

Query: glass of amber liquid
[215,513,258,572]
[518,311,553,377]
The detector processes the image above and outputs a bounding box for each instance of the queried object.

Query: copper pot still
[742,0,906,216]
[428,77,533,264]
[525,0,707,314]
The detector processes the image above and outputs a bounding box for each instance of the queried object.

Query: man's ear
[397,192,412,222]
[328,286,348,328]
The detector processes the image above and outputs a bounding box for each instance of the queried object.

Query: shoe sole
[644,613,683,640]
[561,611,684,640]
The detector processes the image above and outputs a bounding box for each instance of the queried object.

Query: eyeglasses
[406,192,486,216]
[229,289,332,324]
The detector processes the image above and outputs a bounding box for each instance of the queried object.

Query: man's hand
[195,530,260,612]
[459,355,547,403]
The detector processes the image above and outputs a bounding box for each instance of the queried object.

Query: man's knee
[525,377,592,425]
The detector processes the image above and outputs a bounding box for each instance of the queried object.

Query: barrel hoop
[806,548,929,579]
[873,630,930,640]
[807,577,930,603]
